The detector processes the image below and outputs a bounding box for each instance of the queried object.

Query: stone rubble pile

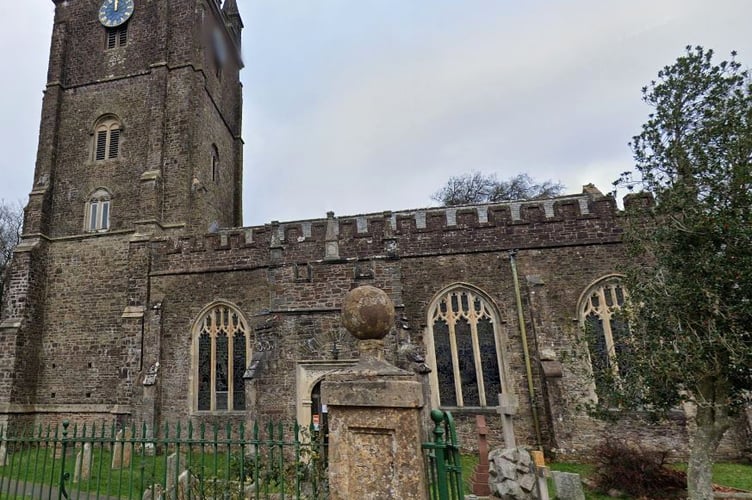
[488,446,537,499]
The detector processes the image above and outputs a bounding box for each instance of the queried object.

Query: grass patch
[460,454,752,499]
[0,443,325,499]
[713,462,752,491]
[550,460,752,499]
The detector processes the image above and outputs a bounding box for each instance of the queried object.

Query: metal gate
[423,409,464,500]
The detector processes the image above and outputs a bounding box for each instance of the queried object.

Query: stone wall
[2,189,748,460]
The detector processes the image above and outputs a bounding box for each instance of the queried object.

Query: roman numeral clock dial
[99,0,135,28]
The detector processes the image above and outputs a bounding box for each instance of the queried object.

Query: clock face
[99,0,135,28]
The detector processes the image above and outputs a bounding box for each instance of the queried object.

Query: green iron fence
[0,420,328,500]
[422,409,464,500]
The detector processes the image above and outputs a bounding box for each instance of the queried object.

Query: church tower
[0,0,244,429]
[26,0,244,237]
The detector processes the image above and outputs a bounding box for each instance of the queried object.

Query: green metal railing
[423,409,463,500]
[0,420,328,500]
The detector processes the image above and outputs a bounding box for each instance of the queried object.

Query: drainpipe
[508,250,543,450]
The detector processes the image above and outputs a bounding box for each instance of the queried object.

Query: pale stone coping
[477,206,489,223]
[415,211,427,229]
[140,170,162,181]
[0,404,131,415]
[152,193,603,250]
[445,208,457,226]
[301,221,313,238]
[22,229,134,243]
[13,238,42,253]
[355,216,368,234]
[0,319,21,330]
[510,203,522,221]
[122,306,145,319]
[578,197,590,215]
[323,379,424,409]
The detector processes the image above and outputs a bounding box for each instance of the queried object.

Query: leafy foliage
[431,172,564,206]
[611,46,752,499]
[612,45,752,414]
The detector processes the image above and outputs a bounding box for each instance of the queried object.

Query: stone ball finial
[341,285,395,340]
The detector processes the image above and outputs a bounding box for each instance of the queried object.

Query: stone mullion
[599,288,618,376]
[210,322,217,411]
[447,310,463,407]
[468,306,486,407]
[227,326,234,411]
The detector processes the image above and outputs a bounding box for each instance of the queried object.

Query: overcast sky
[1,1,751,226]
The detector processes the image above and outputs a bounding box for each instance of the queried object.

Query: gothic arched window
[192,302,251,412]
[92,116,122,161]
[426,285,508,408]
[85,188,111,232]
[578,275,629,389]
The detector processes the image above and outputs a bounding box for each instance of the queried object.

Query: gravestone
[176,469,199,499]
[74,442,92,482]
[142,483,164,500]
[470,415,491,496]
[165,452,187,494]
[112,428,133,469]
[551,471,585,500]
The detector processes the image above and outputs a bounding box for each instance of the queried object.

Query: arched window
[192,302,251,412]
[578,275,629,387]
[92,116,122,161]
[85,189,111,232]
[210,144,219,183]
[426,285,508,408]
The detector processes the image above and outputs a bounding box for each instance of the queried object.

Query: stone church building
[0,0,748,459]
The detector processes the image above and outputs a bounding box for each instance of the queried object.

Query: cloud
[2,1,752,225]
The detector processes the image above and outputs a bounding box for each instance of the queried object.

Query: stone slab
[552,471,585,500]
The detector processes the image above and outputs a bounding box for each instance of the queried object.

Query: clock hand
[114,0,119,11]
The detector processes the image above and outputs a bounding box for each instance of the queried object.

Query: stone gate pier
[323,285,427,500]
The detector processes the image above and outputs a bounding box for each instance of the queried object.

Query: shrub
[592,438,685,499]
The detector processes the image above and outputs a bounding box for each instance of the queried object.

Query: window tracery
[579,275,629,389]
[427,286,506,408]
[193,303,251,412]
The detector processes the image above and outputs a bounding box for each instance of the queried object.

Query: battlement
[147,188,626,272]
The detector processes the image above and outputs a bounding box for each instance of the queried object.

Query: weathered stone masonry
[1,0,748,462]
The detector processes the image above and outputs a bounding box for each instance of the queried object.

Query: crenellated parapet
[148,188,626,274]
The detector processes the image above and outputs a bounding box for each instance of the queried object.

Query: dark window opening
[106,23,128,49]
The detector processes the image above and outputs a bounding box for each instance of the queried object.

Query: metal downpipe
[508,250,543,450]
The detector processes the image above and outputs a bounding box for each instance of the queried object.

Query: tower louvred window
[108,129,120,159]
[95,131,107,160]
[119,24,128,46]
[92,116,121,161]
[106,23,128,49]
[107,29,117,49]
